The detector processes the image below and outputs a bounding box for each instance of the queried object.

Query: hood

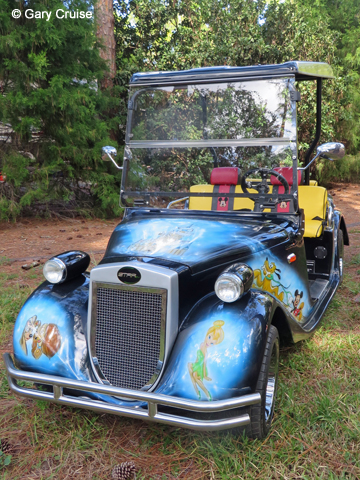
[104,210,293,273]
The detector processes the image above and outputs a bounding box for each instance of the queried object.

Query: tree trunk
[95,0,116,89]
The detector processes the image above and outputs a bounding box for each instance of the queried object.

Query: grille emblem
[117,266,141,284]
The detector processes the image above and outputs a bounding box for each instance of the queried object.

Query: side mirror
[102,146,117,161]
[317,142,345,161]
[101,146,122,170]
[298,142,345,171]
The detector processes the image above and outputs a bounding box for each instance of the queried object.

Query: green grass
[0,256,11,267]
[1,270,360,479]
[349,253,360,265]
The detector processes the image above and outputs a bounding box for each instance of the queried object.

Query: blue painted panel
[157,292,270,400]
[106,217,288,265]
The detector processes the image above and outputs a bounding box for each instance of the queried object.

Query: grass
[0,265,360,478]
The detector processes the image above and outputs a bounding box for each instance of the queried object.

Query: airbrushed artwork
[20,315,61,359]
[251,257,309,322]
[290,290,305,321]
[188,320,225,401]
[106,217,270,264]
[253,258,288,302]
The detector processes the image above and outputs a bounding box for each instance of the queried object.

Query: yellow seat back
[298,186,327,237]
[189,185,272,211]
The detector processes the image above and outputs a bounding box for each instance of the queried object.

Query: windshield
[123,77,298,210]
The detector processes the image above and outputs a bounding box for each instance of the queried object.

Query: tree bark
[95,0,116,89]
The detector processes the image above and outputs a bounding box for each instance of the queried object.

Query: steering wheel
[241,168,290,212]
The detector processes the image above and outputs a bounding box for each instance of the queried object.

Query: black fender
[13,275,91,379]
[156,290,279,401]
[339,214,350,246]
[12,275,144,406]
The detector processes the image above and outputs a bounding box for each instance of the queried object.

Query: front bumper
[4,353,261,432]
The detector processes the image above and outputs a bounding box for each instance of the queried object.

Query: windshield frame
[121,75,299,212]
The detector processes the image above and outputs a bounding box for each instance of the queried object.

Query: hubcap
[265,340,279,425]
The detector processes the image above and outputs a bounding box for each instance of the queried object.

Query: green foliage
[0,450,12,469]
[0,0,122,219]
[1,0,360,221]
[295,0,360,154]
[114,0,358,174]
[316,154,360,185]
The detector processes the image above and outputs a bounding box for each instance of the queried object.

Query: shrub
[0,0,122,220]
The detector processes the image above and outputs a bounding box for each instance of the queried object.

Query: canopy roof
[130,61,334,86]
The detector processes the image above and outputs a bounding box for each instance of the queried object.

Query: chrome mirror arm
[298,141,345,171]
[105,152,123,170]
[297,152,320,171]
[101,146,122,170]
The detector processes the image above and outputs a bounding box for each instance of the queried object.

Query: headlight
[215,264,254,303]
[43,251,90,284]
[215,273,244,303]
[43,258,66,284]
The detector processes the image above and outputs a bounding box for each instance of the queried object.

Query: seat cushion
[189,184,273,211]
[210,167,240,185]
[298,186,327,237]
[270,167,302,186]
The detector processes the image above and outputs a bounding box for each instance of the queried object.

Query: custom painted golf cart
[4,61,349,438]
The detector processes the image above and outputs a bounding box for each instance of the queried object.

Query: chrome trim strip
[128,138,294,149]
[4,353,259,431]
[90,281,167,391]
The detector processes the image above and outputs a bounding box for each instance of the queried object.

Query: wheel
[246,325,279,439]
[338,229,344,283]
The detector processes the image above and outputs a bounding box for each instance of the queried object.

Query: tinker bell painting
[188,320,225,401]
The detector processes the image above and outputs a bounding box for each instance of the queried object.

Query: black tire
[245,325,279,439]
[338,229,344,283]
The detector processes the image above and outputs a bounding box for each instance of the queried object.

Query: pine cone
[112,461,136,480]
[0,439,12,454]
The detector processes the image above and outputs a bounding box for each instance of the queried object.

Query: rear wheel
[246,325,279,439]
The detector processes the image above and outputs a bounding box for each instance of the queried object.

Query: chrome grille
[93,284,166,390]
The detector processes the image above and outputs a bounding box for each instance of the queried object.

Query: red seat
[270,167,302,186]
[210,167,240,211]
[270,167,302,213]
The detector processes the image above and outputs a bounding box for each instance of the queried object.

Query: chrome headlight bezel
[43,258,67,284]
[214,264,254,303]
[214,273,244,303]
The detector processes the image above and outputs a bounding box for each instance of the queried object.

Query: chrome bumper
[3,353,261,431]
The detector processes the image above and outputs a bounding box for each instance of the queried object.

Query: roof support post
[304,79,322,185]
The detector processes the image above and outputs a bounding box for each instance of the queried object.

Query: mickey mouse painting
[291,290,305,321]
[218,197,228,208]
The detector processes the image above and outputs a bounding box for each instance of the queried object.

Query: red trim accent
[217,185,230,211]
[270,167,301,186]
[0,172,4,183]
[211,167,239,185]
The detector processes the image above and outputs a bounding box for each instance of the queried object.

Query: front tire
[246,325,279,439]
